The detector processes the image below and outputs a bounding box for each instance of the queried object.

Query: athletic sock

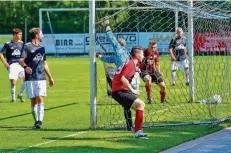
[171,71,176,84]
[185,68,189,83]
[124,109,132,129]
[32,104,38,121]
[11,85,16,100]
[160,91,166,102]
[18,82,25,96]
[145,84,152,99]
[37,103,44,122]
[134,110,144,132]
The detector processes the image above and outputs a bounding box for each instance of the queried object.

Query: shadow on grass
[0,102,79,121]
[3,126,90,132]
[1,122,230,153]
[0,146,153,153]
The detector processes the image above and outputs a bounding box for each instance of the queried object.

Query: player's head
[29,28,44,42]
[148,40,157,52]
[131,46,144,63]
[12,28,22,41]
[118,38,126,47]
[177,27,183,38]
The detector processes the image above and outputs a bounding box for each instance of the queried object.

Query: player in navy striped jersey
[20,28,54,129]
[0,28,25,102]
[169,28,189,86]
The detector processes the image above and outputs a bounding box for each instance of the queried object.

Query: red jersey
[139,49,159,73]
[112,59,136,92]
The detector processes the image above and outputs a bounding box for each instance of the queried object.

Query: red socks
[135,110,144,132]
[145,84,152,99]
[160,91,166,102]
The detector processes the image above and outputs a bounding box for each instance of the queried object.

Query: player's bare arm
[0,53,10,68]
[44,61,54,87]
[155,62,160,72]
[19,58,32,74]
[184,48,187,57]
[169,48,176,61]
[121,76,139,95]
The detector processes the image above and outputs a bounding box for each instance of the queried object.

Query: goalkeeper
[98,16,140,131]
[98,16,130,68]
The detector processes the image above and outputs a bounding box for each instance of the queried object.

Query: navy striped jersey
[169,36,187,61]
[21,42,46,81]
[0,40,24,65]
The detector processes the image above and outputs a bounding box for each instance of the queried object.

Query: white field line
[112,104,186,125]
[10,131,87,153]
[10,104,185,152]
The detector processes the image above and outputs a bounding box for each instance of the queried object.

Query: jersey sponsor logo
[176,44,186,50]
[33,53,44,61]
[11,49,21,56]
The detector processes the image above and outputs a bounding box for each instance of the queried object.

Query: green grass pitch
[0,57,230,153]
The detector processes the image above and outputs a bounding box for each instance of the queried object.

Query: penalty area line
[10,131,87,153]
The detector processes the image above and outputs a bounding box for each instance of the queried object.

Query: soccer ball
[131,72,140,90]
[211,95,222,104]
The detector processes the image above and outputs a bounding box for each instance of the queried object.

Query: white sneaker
[134,130,148,139]
[172,81,176,86]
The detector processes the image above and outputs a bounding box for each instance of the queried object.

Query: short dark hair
[29,28,41,39]
[149,40,157,45]
[131,46,144,57]
[12,28,22,35]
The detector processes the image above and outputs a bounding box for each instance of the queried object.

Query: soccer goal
[39,8,90,56]
[94,0,231,128]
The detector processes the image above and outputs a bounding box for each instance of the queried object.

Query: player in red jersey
[112,46,147,138]
[139,40,167,104]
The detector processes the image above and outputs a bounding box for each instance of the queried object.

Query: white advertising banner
[138,32,175,52]
[42,34,85,53]
[42,32,176,54]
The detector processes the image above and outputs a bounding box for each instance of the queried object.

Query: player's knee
[161,85,166,91]
[133,99,144,110]
[36,96,43,104]
[11,80,16,86]
[146,77,151,85]
[31,98,36,105]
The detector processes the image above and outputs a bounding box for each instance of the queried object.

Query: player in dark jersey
[139,40,167,104]
[169,27,189,86]
[112,46,147,139]
[0,28,25,102]
[19,28,54,129]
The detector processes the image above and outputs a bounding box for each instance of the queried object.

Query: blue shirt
[169,36,187,61]
[0,40,24,65]
[21,42,46,81]
[101,30,130,68]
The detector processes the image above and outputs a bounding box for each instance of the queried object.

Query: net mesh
[95,1,231,128]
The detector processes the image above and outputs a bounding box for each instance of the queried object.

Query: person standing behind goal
[169,27,189,86]
[0,28,25,103]
[19,28,54,129]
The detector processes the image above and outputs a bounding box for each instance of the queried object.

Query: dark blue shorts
[112,90,137,110]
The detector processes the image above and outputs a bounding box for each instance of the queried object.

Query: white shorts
[8,63,25,80]
[25,80,47,98]
[171,59,189,71]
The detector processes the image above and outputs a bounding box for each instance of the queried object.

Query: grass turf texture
[0,35,12,45]
[0,57,230,153]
